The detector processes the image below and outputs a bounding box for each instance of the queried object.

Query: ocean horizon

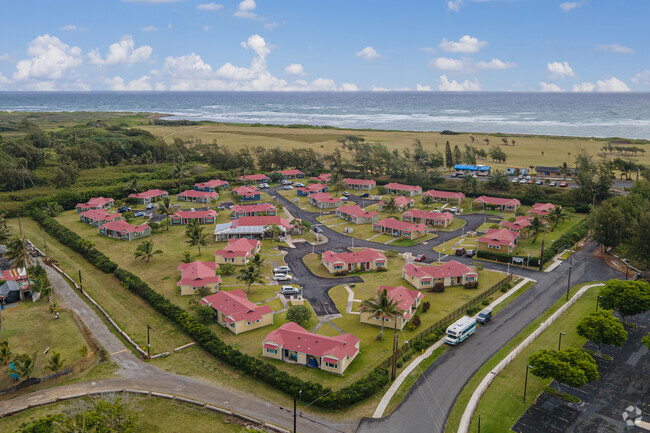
[1,91,650,139]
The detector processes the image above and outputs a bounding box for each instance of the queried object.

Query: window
[266,348,278,355]
[325,361,338,369]
[422,280,430,285]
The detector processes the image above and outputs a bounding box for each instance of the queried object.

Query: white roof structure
[214,222,286,239]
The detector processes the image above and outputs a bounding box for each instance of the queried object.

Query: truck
[445,316,477,345]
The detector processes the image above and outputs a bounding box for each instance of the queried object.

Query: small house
[335,205,378,224]
[359,286,423,331]
[402,261,477,289]
[214,238,262,265]
[377,196,415,212]
[372,218,426,239]
[201,289,274,335]
[232,186,261,202]
[177,261,221,296]
[308,192,342,209]
[98,220,150,241]
[384,182,422,197]
[170,209,218,225]
[422,190,465,205]
[473,196,521,212]
[194,179,229,192]
[231,203,277,218]
[402,209,453,228]
[478,228,518,253]
[128,189,168,205]
[75,197,115,213]
[177,190,219,204]
[344,178,376,191]
[321,248,387,273]
[79,209,122,227]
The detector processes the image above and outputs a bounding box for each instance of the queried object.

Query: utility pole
[538,228,546,271]
[391,320,398,381]
[478,413,481,433]
[78,270,83,294]
[523,365,533,403]
[293,394,297,433]
[558,332,566,351]
[41,228,48,258]
[147,324,153,356]
[566,255,572,301]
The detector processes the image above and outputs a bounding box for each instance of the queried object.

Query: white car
[281,285,300,296]
[258,183,266,189]
[519,179,527,184]
[283,185,294,190]
[341,196,348,200]
[511,178,519,183]
[450,206,458,213]
[273,265,291,274]
[273,273,293,281]
[295,183,305,187]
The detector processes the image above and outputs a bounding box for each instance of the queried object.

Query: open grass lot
[0,394,249,433]
[0,300,90,390]
[276,189,317,212]
[433,235,480,255]
[513,212,586,256]
[315,214,436,244]
[444,282,598,433]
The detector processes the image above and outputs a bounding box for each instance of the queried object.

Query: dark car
[476,308,492,324]
[465,249,476,257]
[313,227,323,234]
[117,206,131,213]
[455,247,466,256]
[414,254,426,262]
[360,192,370,198]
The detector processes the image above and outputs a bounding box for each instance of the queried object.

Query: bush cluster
[464,281,479,289]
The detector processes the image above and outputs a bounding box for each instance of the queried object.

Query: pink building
[372,218,426,239]
[473,196,521,212]
[321,248,387,273]
[377,196,415,212]
[128,189,168,205]
[308,192,342,209]
[344,178,376,191]
[177,261,221,296]
[335,205,378,224]
[201,289,274,334]
[384,182,422,196]
[402,209,453,228]
[98,220,150,241]
[177,189,219,203]
[231,203,277,218]
[214,238,262,265]
[194,179,229,192]
[501,216,533,237]
[528,203,558,217]
[402,261,478,289]
[478,228,518,253]
[75,197,115,213]
[359,286,423,330]
[170,209,218,225]
[79,209,122,227]
[423,190,465,205]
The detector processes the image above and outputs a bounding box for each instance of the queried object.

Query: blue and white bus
[445,316,477,345]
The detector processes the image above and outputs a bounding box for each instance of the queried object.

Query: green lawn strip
[433,217,466,232]
[444,282,598,433]
[433,236,479,255]
[513,213,586,256]
[491,280,536,315]
[0,394,247,433]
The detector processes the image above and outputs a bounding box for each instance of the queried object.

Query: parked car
[414,254,426,262]
[342,191,350,196]
[511,178,519,184]
[465,249,476,257]
[450,206,458,213]
[118,206,131,213]
[146,203,154,210]
[341,196,348,200]
[273,266,291,274]
[559,182,568,187]
[295,182,305,187]
[313,227,323,234]
[536,180,544,185]
[476,308,492,324]
[472,174,478,179]
[451,173,458,178]
[360,192,370,198]
[455,247,466,256]
[273,273,293,281]
[134,211,146,217]
[283,185,294,190]
[281,180,290,185]
[457,174,465,178]
[549,181,557,187]
[526,179,534,184]
[263,183,270,188]
[281,285,300,296]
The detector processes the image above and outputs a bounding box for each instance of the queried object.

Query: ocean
[1,91,649,139]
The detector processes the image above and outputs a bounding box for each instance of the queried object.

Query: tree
[382,197,398,214]
[122,211,135,222]
[643,333,650,350]
[0,341,10,366]
[359,288,404,340]
[444,141,453,169]
[547,205,567,229]
[182,250,192,263]
[217,263,236,276]
[486,170,510,191]
[264,224,283,241]
[452,145,462,166]
[0,213,10,243]
[46,352,65,375]
[186,223,209,255]
[172,157,189,192]
[250,253,264,271]
[44,202,63,217]
[526,214,546,243]
[591,202,625,252]
[629,210,650,270]
[529,348,599,389]
[237,264,265,295]
[598,279,650,323]
[286,305,312,328]
[421,194,433,208]
[134,239,163,262]
[462,176,483,196]
[156,197,174,231]
[576,310,627,354]
[12,353,37,379]
[7,236,33,270]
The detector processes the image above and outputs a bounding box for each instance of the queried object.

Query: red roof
[201,289,272,323]
[403,209,453,221]
[173,209,218,219]
[263,322,359,360]
[232,186,259,196]
[322,248,386,265]
[178,190,219,199]
[379,196,414,207]
[215,238,261,258]
[309,192,341,204]
[403,261,477,279]
[76,197,114,209]
[0,268,28,282]
[310,174,331,182]
[177,261,221,287]
[240,174,269,181]
[232,215,290,229]
[474,196,521,206]
[385,182,422,192]
[423,190,465,200]
[128,189,168,199]
[529,203,557,215]
[101,220,149,233]
[337,204,378,219]
[297,183,327,194]
[501,216,532,231]
[231,203,276,213]
[376,217,426,232]
[195,179,228,189]
[279,169,303,176]
[80,209,121,222]
[344,178,376,186]
[478,228,519,247]
[375,285,423,314]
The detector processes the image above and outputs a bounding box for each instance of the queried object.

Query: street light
[596,295,603,312]
[558,332,566,351]
[523,365,533,403]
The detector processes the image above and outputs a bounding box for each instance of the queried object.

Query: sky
[0,0,648,92]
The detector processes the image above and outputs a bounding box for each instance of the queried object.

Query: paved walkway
[343,285,361,315]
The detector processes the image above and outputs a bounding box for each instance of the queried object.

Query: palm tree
[12,353,36,379]
[421,194,433,208]
[237,264,265,295]
[172,157,190,192]
[383,197,398,215]
[134,240,163,262]
[547,206,567,229]
[264,224,283,241]
[359,288,404,340]
[186,224,208,255]
[527,215,546,243]
[7,236,32,270]
[44,202,63,217]
[130,175,140,193]
[46,352,65,375]
[250,253,265,271]
[0,213,10,243]
[156,197,174,231]
[182,250,192,263]
[78,239,95,254]
[0,341,11,366]
[559,162,571,180]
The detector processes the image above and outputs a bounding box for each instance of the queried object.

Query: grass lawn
[0,394,249,433]
[444,282,600,433]
[433,235,479,255]
[276,189,316,212]
[0,299,91,390]
[315,215,393,242]
[434,217,466,232]
[513,213,586,256]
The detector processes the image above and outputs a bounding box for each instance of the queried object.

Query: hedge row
[30,208,389,409]
[476,250,542,267]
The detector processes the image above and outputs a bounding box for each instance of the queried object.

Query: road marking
[109,349,129,356]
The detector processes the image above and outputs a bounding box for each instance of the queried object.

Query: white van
[445,316,477,345]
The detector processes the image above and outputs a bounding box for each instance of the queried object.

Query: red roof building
[194,179,229,192]
[214,238,261,265]
[385,182,423,196]
[377,196,415,212]
[232,186,261,201]
[321,248,387,273]
[528,203,558,217]
[344,178,376,190]
[201,289,274,334]
[278,169,305,179]
[335,205,378,224]
[360,286,423,330]
[402,209,453,228]
[75,197,115,213]
[478,228,518,253]
[310,173,331,183]
[501,216,533,237]
[79,209,122,227]
[372,217,426,239]
[98,220,150,241]
[262,322,360,374]
[128,189,168,204]
[231,203,277,218]
[238,174,271,183]
[170,209,218,225]
[233,215,290,230]
[402,261,478,289]
[423,190,465,205]
[177,261,221,296]
[297,183,328,196]
[177,189,219,203]
[308,192,342,209]
[473,196,521,212]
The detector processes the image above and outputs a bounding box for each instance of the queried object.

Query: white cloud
[203,26,212,31]
[447,0,463,12]
[154,82,167,90]
[596,77,630,92]
[572,82,595,92]
[215,62,257,80]
[355,46,382,61]
[547,61,574,78]
[13,34,82,81]
[438,75,480,91]
[596,43,635,54]
[142,26,159,32]
[539,82,563,92]
[197,2,223,11]
[234,0,257,19]
[559,2,581,12]
[89,35,152,65]
[285,63,305,75]
[264,22,279,30]
[309,78,338,91]
[106,75,153,91]
[416,84,432,91]
[341,83,359,91]
[0,72,11,85]
[430,57,467,71]
[631,70,650,86]
[476,58,516,70]
[439,35,487,53]
[60,24,87,31]
[0,54,12,63]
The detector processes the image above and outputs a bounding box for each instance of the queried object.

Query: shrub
[411,315,421,328]
[431,282,445,293]
[334,270,348,276]
[421,301,431,313]
[482,299,490,306]
[476,263,484,271]
[217,263,236,276]
[384,249,398,258]
[376,266,388,272]
[467,306,482,316]
[286,305,312,328]
[376,186,387,195]
[464,281,479,289]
